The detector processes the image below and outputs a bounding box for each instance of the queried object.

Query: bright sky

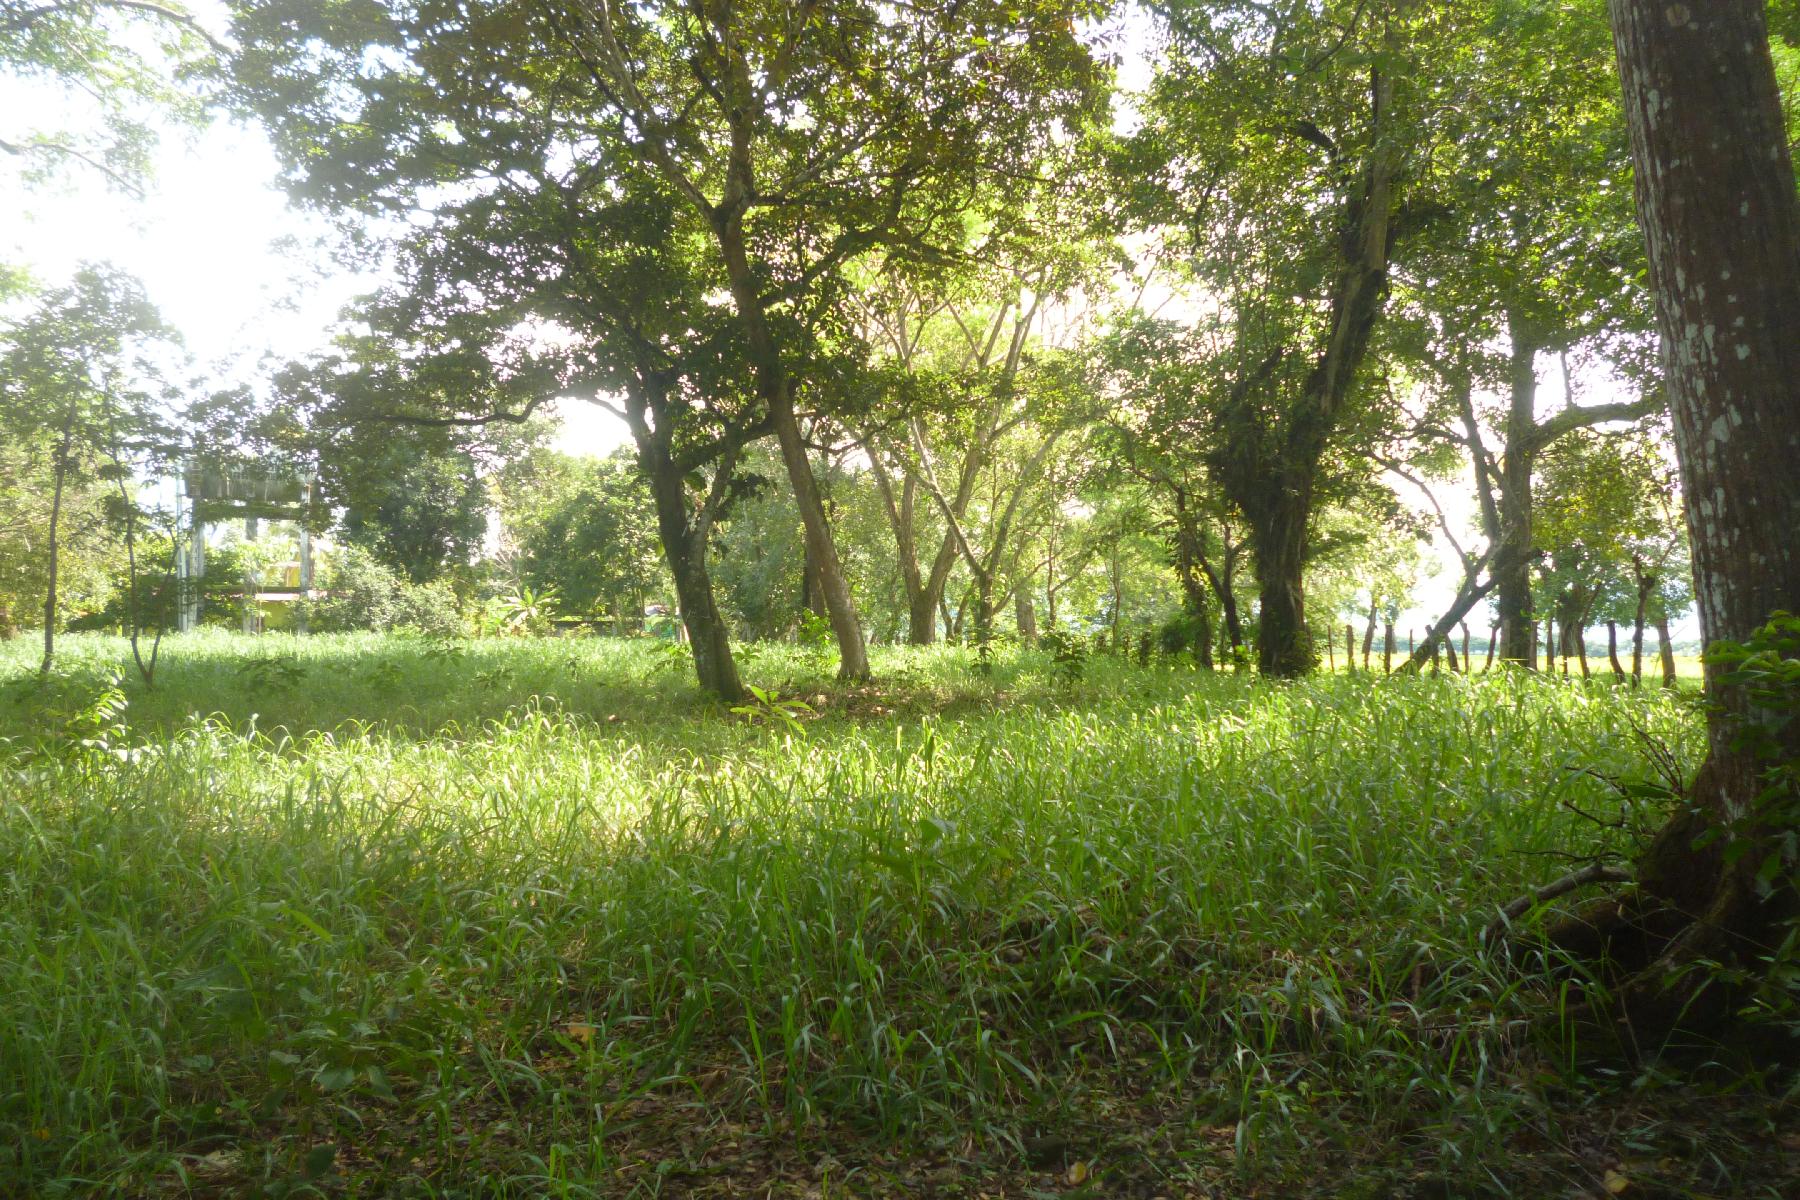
[1,4,1692,640]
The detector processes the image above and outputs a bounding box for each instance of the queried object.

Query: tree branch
[1525,394,1663,454]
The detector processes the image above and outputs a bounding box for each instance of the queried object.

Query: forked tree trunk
[867,440,959,646]
[1552,0,1800,1031]
[1217,564,1246,658]
[1220,71,1396,679]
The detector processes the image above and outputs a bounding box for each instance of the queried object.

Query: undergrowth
[0,633,1790,1198]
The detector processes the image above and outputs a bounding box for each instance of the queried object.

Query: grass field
[1,633,1792,1198]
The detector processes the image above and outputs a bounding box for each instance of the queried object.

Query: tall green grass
[0,633,1733,1196]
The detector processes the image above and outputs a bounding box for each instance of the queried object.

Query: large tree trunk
[1555,0,1800,1031]
[771,392,868,678]
[800,538,828,620]
[1252,503,1313,676]
[1493,323,1542,666]
[907,589,939,647]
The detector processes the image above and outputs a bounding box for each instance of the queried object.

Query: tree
[234,44,784,697]
[1530,428,1668,678]
[226,0,1105,688]
[1089,314,1251,665]
[863,273,1091,656]
[1,0,217,191]
[527,1,1108,680]
[1394,0,1663,667]
[857,271,1052,647]
[508,448,664,627]
[1128,0,1477,676]
[0,414,117,640]
[1574,0,1800,1028]
[334,431,490,585]
[0,263,178,676]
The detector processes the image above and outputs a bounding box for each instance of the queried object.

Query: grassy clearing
[0,633,1791,1198]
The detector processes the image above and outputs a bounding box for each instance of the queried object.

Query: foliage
[3,632,1778,1198]
[0,434,117,631]
[1705,613,1800,876]
[496,584,560,638]
[297,545,461,638]
[336,432,488,584]
[506,448,663,622]
[1040,627,1089,683]
[0,263,184,668]
[0,0,216,193]
[728,684,815,737]
[1695,612,1800,1025]
[0,663,129,764]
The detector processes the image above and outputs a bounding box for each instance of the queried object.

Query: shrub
[391,578,463,638]
[299,546,462,636]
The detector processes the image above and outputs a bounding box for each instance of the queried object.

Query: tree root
[1480,863,1635,947]
[1496,853,1796,1055]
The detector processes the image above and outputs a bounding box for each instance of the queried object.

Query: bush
[1159,611,1209,658]
[391,578,463,638]
[299,546,462,636]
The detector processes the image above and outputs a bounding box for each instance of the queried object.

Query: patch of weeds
[731,684,815,735]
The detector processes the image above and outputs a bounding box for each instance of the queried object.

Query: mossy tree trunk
[1576,0,1800,1029]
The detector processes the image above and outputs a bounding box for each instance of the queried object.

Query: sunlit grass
[2,632,1771,1197]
